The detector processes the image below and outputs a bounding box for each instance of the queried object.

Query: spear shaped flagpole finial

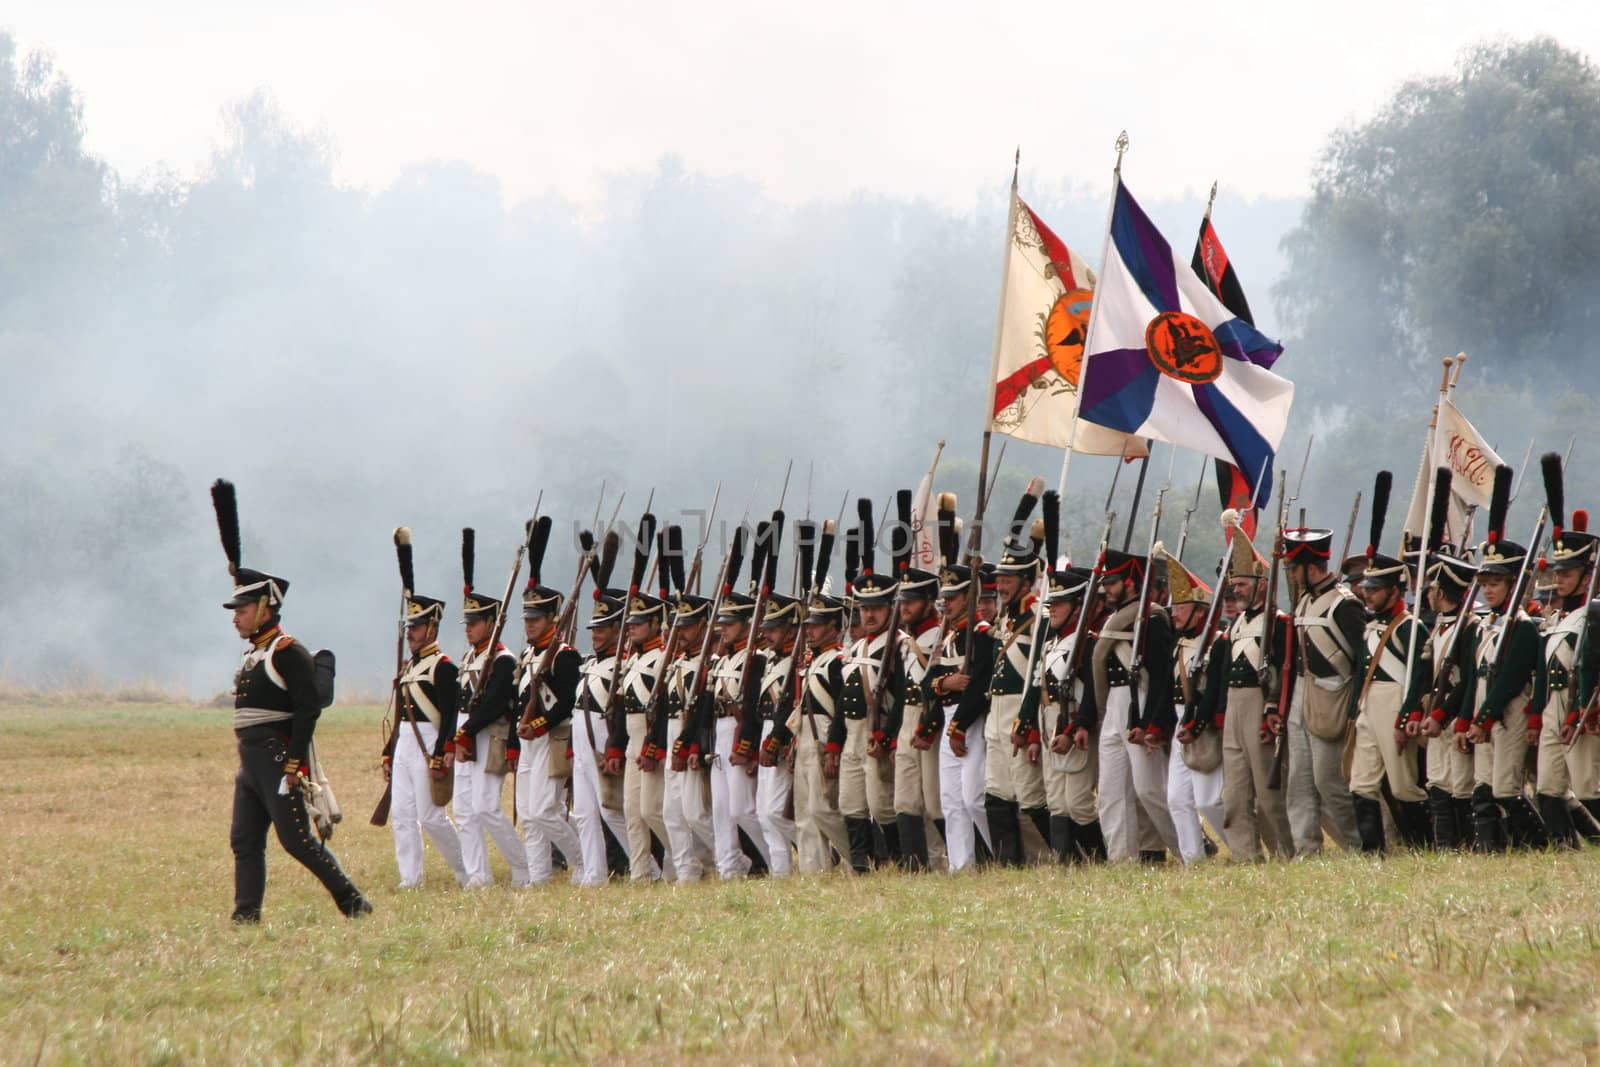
[1114,131,1130,175]
[1205,180,1218,218]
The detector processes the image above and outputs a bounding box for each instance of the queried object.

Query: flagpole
[1402,358,1453,704]
[1404,355,1452,552]
[976,149,1022,538]
[1055,131,1131,556]
[1204,180,1218,221]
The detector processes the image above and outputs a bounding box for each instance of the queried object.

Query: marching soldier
[826,554,904,873]
[513,542,584,885]
[571,587,630,886]
[796,593,851,872]
[894,564,945,870]
[387,587,468,888]
[1347,540,1431,852]
[706,591,773,878]
[211,480,369,921]
[1418,552,1481,849]
[452,532,532,888]
[986,504,1050,866]
[924,502,995,872]
[1534,502,1600,846]
[1281,525,1363,855]
[605,591,671,881]
[1094,549,1183,862]
[742,593,803,875]
[1166,552,1225,864]
[1464,468,1548,850]
[1214,530,1295,861]
[1023,565,1106,862]
[663,593,718,882]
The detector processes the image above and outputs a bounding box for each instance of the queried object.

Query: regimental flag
[1192,213,1260,538]
[987,185,1147,457]
[1078,182,1292,507]
[1401,396,1505,546]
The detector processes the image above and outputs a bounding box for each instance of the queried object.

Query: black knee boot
[1024,806,1051,861]
[1352,794,1386,854]
[1428,787,1459,850]
[845,817,875,873]
[877,820,902,867]
[738,828,770,875]
[1396,800,1432,850]
[1472,785,1507,853]
[1049,815,1076,864]
[933,817,948,851]
[896,813,929,871]
[1561,799,1600,844]
[1452,796,1477,851]
[1504,794,1549,850]
[1539,794,1578,849]
[984,794,1022,867]
[1073,820,1107,862]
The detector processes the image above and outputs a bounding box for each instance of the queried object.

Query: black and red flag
[1192,211,1260,539]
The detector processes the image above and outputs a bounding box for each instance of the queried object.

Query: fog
[2,33,1593,699]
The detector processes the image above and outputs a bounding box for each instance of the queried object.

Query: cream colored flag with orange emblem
[986,187,1147,457]
[1402,396,1505,546]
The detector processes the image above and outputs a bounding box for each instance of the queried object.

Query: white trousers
[1097,687,1181,861]
[453,749,529,887]
[515,732,581,885]
[390,722,467,887]
[710,716,763,878]
[662,717,715,882]
[1167,738,1224,864]
[756,719,798,876]
[571,708,627,887]
[939,706,991,871]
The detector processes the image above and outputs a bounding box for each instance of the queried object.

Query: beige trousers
[1474,701,1530,799]
[1349,684,1426,803]
[622,712,667,881]
[1221,686,1293,859]
[794,713,848,872]
[1042,701,1098,823]
[984,692,1047,807]
[839,716,894,822]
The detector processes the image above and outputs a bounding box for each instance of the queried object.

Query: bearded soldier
[1348,543,1431,852]
[513,546,584,886]
[1214,531,1294,861]
[1464,468,1548,850]
[1094,549,1183,862]
[1280,525,1364,855]
[1534,504,1600,846]
[1166,552,1225,865]
[1418,553,1481,849]
[387,589,468,888]
[705,591,773,878]
[452,533,532,888]
[795,594,851,871]
[571,588,629,886]
[662,593,719,882]
[606,592,671,880]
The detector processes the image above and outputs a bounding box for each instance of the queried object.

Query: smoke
[8,35,1474,700]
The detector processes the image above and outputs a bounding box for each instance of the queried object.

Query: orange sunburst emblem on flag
[1145,311,1223,384]
[1045,287,1093,387]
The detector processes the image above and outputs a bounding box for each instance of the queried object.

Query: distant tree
[1276,38,1600,399]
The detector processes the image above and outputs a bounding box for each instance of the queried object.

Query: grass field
[3,702,1598,1065]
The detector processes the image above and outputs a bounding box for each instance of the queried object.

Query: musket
[1262,469,1291,790]
[1506,438,1537,505]
[733,470,792,698]
[980,438,1010,514]
[1173,453,1209,564]
[793,518,838,745]
[370,527,414,827]
[456,496,540,761]
[1055,509,1118,741]
[683,509,754,769]
[516,520,600,731]
[864,490,918,770]
[1483,504,1549,691]
[1123,486,1169,730]
[603,507,658,769]
[1339,491,1363,565]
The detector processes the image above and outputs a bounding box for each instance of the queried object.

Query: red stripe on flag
[992,355,1054,414]
[1198,218,1230,294]
[1227,463,1259,540]
[1022,204,1084,289]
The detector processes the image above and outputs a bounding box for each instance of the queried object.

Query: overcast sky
[10,2,1600,209]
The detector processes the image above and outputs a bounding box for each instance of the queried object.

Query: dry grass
[2,701,1598,1065]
